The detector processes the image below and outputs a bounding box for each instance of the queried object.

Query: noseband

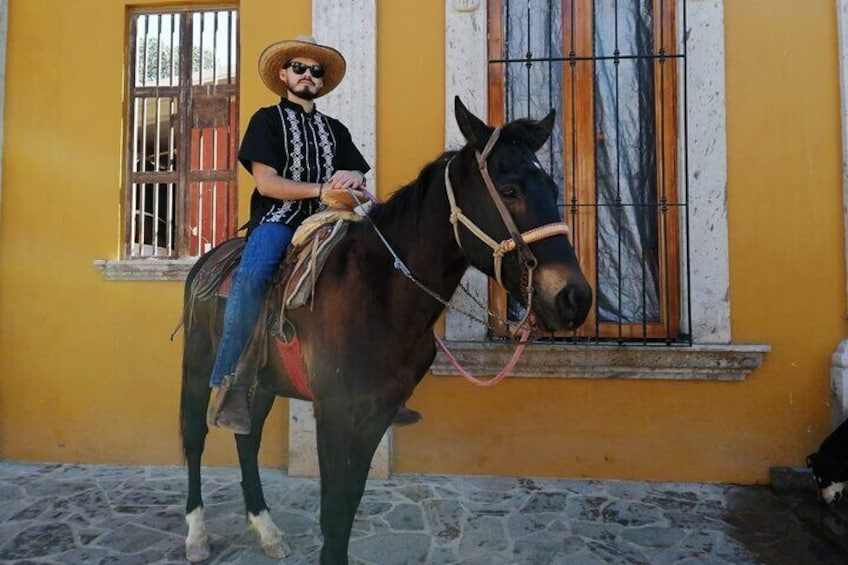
[444,128,571,293]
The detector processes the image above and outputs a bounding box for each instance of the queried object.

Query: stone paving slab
[0,461,845,564]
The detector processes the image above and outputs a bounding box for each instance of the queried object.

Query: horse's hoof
[263,540,291,559]
[186,539,211,563]
[249,509,290,559]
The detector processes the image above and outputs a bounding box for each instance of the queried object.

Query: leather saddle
[190,210,360,307]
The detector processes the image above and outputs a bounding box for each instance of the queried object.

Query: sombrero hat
[258,36,346,98]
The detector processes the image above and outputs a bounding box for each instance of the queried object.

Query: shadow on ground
[723,484,846,564]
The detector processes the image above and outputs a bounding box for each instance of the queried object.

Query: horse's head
[448,97,592,332]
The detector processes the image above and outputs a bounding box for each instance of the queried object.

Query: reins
[434,326,531,387]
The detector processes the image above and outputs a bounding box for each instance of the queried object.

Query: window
[438,2,765,380]
[488,0,683,342]
[125,7,239,259]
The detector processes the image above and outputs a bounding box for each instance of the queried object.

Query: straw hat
[258,36,346,98]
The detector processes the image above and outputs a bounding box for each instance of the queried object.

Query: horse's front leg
[315,395,395,565]
[234,387,291,559]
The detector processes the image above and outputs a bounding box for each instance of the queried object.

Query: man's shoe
[392,405,423,426]
[208,385,251,435]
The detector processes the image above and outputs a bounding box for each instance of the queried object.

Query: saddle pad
[273,334,314,400]
[283,218,350,310]
[190,211,362,309]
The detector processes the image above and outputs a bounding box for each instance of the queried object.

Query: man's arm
[252,161,323,200]
[253,162,367,201]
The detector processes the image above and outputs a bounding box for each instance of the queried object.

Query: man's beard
[294,89,318,101]
[289,81,319,100]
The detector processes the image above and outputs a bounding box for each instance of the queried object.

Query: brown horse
[179,98,592,564]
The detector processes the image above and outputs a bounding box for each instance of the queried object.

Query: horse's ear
[454,96,493,151]
[525,109,557,152]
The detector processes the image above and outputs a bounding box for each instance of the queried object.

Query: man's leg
[208,222,294,433]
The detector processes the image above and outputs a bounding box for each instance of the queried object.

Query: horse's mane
[368,150,458,229]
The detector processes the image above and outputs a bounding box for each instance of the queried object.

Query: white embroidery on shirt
[314,114,335,182]
[285,108,305,182]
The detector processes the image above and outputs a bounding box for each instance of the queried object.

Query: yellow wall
[1,0,846,484]
[394,0,848,483]
[0,0,312,466]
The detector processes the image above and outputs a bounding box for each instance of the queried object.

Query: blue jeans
[210,222,294,387]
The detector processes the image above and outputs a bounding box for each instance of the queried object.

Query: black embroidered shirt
[238,98,370,232]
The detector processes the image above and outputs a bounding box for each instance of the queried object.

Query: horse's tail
[178,247,221,461]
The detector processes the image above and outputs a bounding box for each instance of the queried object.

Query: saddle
[188,209,364,401]
[195,210,360,305]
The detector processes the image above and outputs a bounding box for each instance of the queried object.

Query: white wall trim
[0,0,8,209]
[839,0,848,312]
[830,0,848,426]
[288,0,391,479]
[312,0,377,194]
[685,0,731,343]
[443,0,732,345]
[445,0,490,340]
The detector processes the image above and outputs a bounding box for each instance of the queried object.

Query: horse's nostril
[569,287,582,308]
[556,282,592,326]
[567,283,592,313]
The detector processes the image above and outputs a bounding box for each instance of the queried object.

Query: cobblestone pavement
[0,461,845,564]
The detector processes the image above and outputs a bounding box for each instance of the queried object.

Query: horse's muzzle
[553,280,592,330]
[524,262,592,331]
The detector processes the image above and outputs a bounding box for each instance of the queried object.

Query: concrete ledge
[431,342,770,381]
[94,258,196,281]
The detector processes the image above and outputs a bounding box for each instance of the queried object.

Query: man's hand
[325,170,365,190]
[321,186,375,210]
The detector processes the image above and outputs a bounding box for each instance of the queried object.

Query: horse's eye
[499,184,520,198]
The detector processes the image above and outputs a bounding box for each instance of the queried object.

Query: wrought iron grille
[488,0,691,345]
[125,7,239,259]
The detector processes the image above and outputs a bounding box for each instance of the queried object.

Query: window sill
[431,341,770,382]
[93,258,197,281]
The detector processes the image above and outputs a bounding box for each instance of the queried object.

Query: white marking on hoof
[249,509,291,559]
[185,507,211,563]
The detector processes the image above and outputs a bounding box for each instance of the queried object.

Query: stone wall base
[831,340,848,428]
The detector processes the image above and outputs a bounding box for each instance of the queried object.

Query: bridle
[350,127,573,385]
[443,127,571,315]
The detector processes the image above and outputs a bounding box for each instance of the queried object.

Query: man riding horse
[206,36,422,433]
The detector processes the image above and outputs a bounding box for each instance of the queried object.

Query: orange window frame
[487,0,680,341]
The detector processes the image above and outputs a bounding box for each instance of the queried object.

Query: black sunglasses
[285,61,325,79]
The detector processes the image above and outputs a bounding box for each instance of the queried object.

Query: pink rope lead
[433,327,531,387]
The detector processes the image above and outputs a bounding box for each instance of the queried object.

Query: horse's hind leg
[181,325,215,562]
[235,388,291,559]
[315,398,394,565]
